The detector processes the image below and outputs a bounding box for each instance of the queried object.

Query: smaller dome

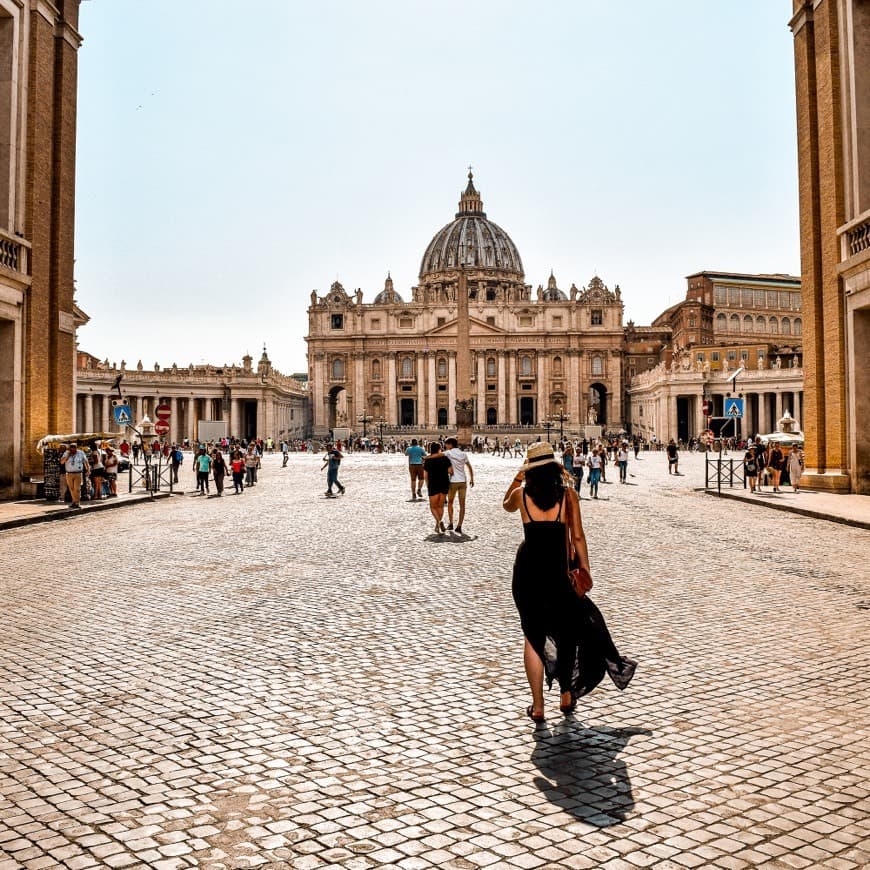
[374,272,403,305]
[542,271,567,301]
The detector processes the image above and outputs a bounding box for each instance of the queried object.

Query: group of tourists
[190,442,263,496]
[58,441,121,509]
[743,438,804,493]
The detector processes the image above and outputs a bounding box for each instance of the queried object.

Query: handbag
[565,495,593,597]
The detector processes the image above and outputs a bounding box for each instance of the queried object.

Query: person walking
[103,447,120,498]
[281,440,289,467]
[787,446,804,493]
[405,438,426,499]
[617,441,629,483]
[321,444,345,497]
[170,444,183,483]
[666,439,679,475]
[767,441,785,493]
[59,442,89,510]
[743,445,759,493]
[503,442,636,722]
[587,448,602,499]
[194,447,211,494]
[211,448,227,497]
[423,441,452,534]
[244,444,260,487]
[444,436,474,534]
[230,449,245,494]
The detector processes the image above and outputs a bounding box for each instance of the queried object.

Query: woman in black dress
[423,441,452,535]
[504,442,636,722]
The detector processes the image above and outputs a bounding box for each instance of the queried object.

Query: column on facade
[353,354,365,428]
[568,352,580,428]
[774,392,783,426]
[743,393,754,439]
[187,398,196,444]
[169,397,179,444]
[416,352,426,427]
[508,352,518,424]
[265,397,275,439]
[795,392,803,430]
[312,355,325,433]
[669,393,678,440]
[696,389,706,437]
[758,393,770,435]
[497,353,506,424]
[536,354,547,424]
[476,353,485,425]
[84,394,94,432]
[427,354,436,427]
[447,353,457,426]
[386,354,397,425]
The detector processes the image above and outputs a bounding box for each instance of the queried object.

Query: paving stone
[0,452,867,869]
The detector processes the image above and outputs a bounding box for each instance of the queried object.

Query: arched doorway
[486,407,497,425]
[327,385,349,430]
[588,383,607,426]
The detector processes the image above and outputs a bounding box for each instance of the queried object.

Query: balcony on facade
[0,227,30,282]
[840,208,870,261]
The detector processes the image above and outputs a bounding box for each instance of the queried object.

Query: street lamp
[550,410,569,442]
[542,417,554,445]
[375,418,386,448]
[357,408,372,439]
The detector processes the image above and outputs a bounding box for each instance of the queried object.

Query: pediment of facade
[425,316,509,337]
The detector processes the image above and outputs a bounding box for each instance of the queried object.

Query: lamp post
[551,410,569,442]
[542,417,554,445]
[357,408,372,439]
[375,418,386,451]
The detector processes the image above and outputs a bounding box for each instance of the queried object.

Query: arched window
[553,356,563,375]
[371,400,382,418]
[401,357,412,377]
[743,315,753,333]
[437,357,447,378]
[371,358,381,379]
[332,358,344,379]
[781,317,791,335]
[730,314,740,333]
[591,355,603,376]
[756,315,766,332]
[716,313,727,332]
[769,316,779,334]
[793,317,802,336]
[487,357,496,377]
[437,407,448,427]
[520,355,532,376]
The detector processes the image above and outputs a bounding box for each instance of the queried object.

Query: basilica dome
[419,172,524,280]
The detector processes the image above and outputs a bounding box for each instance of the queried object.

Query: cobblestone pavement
[1,450,868,870]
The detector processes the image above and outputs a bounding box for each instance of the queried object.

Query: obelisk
[454,267,474,447]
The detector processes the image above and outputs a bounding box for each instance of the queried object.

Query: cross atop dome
[458,167,485,217]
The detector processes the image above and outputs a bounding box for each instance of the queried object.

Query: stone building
[0,1,83,498]
[791,0,870,493]
[627,271,805,442]
[306,173,627,439]
[74,349,310,444]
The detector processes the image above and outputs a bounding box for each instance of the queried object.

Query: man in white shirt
[444,437,474,535]
[617,441,629,483]
[58,442,90,509]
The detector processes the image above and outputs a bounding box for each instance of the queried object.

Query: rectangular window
[399,317,412,328]
[486,316,495,325]
[741,350,749,361]
[437,316,446,327]
[742,289,754,306]
[767,291,778,308]
[779,292,790,308]
[487,384,496,391]
[521,383,532,390]
[591,309,603,325]
[401,385,412,392]
[370,318,381,329]
[728,287,740,304]
[331,314,343,329]
[519,315,533,327]
[727,350,736,361]
[755,289,765,307]
[437,384,446,391]
[712,351,720,362]
[714,285,727,305]
[696,353,705,362]
[552,316,562,327]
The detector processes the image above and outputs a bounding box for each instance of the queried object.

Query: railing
[705,455,746,494]
[842,210,870,258]
[0,227,29,274]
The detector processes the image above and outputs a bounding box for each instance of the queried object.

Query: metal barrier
[126,455,176,496]
[705,456,746,495]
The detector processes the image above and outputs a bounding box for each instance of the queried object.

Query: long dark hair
[524,463,565,511]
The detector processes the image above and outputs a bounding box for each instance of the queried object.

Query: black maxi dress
[512,491,637,698]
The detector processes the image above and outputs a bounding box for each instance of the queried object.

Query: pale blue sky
[75,1,800,375]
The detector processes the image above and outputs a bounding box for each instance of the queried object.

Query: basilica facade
[306,173,626,439]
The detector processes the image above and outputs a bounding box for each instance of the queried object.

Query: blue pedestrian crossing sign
[112,402,132,426]
[724,398,744,418]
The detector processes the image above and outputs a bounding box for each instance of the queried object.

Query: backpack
[173,449,183,463]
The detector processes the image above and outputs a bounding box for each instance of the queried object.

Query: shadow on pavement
[530,724,650,826]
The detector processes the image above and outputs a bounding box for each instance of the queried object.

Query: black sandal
[526,705,545,722]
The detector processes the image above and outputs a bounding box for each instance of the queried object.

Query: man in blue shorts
[405,438,426,499]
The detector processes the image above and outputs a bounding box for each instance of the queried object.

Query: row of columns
[317,350,620,430]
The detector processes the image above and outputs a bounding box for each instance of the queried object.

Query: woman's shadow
[530,722,650,826]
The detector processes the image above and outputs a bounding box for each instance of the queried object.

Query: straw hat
[519,442,560,472]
